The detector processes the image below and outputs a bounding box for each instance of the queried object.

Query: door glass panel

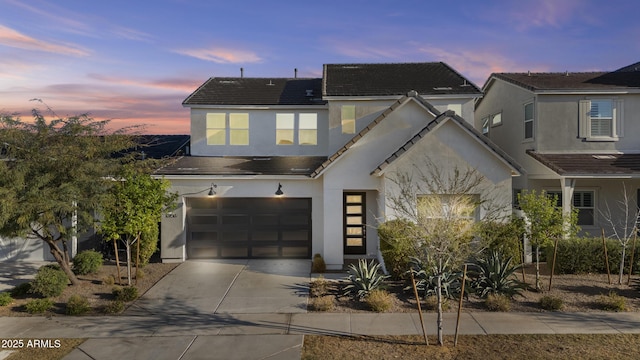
[347,238,363,246]
[346,205,362,214]
[346,227,362,235]
[346,216,362,225]
[346,195,362,203]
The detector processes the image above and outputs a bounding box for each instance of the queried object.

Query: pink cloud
[175,47,262,63]
[0,25,89,56]
[87,74,200,93]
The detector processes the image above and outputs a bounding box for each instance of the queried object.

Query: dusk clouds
[0,0,637,134]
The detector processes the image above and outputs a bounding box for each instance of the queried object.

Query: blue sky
[0,0,638,134]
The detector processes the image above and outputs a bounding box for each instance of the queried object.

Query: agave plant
[471,250,527,298]
[343,259,389,299]
[406,256,464,299]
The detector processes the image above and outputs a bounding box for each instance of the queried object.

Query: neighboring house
[0,135,189,262]
[157,62,522,269]
[475,62,640,237]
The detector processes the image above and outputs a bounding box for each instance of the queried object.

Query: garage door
[186,197,312,259]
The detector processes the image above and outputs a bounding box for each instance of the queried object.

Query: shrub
[136,269,145,280]
[423,296,451,311]
[10,282,31,297]
[311,253,327,273]
[485,293,511,312]
[102,275,115,286]
[112,286,138,302]
[365,289,393,312]
[539,295,564,311]
[476,218,525,263]
[343,259,389,300]
[471,250,526,298]
[25,298,54,314]
[0,292,13,306]
[309,276,329,297]
[29,265,69,297]
[309,295,335,311]
[378,219,417,280]
[545,237,640,275]
[66,295,90,315]
[597,291,626,312]
[72,250,103,275]
[103,300,125,314]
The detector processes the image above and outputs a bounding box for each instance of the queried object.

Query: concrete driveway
[124,259,311,316]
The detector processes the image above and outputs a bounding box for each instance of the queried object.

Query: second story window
[206,113,249,145]
[276,113,295,145]
[524,102,534,140]
[481,117,489,135]
[299,113,317,145]
[341,105,356,134]
[589,100,613,137]
[579,99,623,140]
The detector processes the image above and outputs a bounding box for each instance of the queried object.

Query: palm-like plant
[343,259,389,299]
[471,250,527,298]
[406,256,463,299]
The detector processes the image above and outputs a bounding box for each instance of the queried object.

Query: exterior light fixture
[275,183,284,196]
[208,183,217,196]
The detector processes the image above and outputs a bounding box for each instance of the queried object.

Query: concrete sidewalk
[1,311,640,359]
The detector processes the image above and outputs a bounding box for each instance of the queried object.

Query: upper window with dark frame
[524,102,534,140]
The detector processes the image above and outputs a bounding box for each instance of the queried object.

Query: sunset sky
[0,0,638,134]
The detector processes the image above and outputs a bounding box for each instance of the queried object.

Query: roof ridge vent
[305,89,314,97]
[266,80,275,86]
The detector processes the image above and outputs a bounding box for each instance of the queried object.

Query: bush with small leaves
[365,289,393,312]
[66,295,91,315]
[136,269,145,280]
[343,259,389,300]
[72,250,103,275]
[10,283,31,297]
[112,286,138,302]
[103,300,125,314]
[311,253,327,273]
[309,276,329,297]
[102,275,115,286]
[309,295,335,311]
[484,293,511,312]
[29,265,69,297]
[25,298,54,314]
[0,292,13,306]
[539,295,564,311]
[598,292,627,312]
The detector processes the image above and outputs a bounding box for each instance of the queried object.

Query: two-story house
[158,62,522,270]
[476,62,640,237]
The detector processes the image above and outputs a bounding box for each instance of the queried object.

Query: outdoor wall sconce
[275,183,284,196]
[208,183,218,196]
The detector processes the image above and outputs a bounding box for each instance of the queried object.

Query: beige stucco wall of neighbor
[160,177,323,262]
[189,107,329,157]
[381,119,514,223]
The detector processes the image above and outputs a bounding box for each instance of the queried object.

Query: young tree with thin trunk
[600,183,640,284]
[0,106,138,285]
[99,165,177,285]
[385,159,509,345]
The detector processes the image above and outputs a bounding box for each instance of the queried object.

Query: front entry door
[344,192,366,255]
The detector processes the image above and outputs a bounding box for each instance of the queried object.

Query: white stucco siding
[189,108,329,157]
[0,236,50,261]
[381,119,514,222]
[160,178,323,262]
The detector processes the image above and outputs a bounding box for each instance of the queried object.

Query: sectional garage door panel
[186,197,311,259]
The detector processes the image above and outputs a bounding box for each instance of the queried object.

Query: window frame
[579,98,623,141]
[491,112,502,127]
[276,113,295,145]
[481,116,490,135]
[524,102,534,140]
[546,190,595,227]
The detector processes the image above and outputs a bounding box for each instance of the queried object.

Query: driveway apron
[124,259,310,316]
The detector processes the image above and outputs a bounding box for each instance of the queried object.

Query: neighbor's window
[524,102,534,140]
[590,100,613,137]
[229,113,249,145]
[491,112,502,126]
[481,117,490,135]
[276,113,295,145]
[341,105,356,134]
[206,113,226,145]
[546,190,594,226]
[299,113,317,145]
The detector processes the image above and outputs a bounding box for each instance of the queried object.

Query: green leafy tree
[99,165,176,285]
[0,107,138,285]
[517,190,578,291]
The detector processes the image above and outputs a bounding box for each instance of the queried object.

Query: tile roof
[372,111,524,176]
[491,68,640,92]
[323,62,482,96]
[527,150,640,176]
[182,78,326,106]
[154,156,327,176]
[134,135,190,159]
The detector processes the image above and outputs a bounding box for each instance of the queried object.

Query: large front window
[276,113,318,145]
[206,113,249,145]
[547,190,594,226]
[417,194,480,221]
